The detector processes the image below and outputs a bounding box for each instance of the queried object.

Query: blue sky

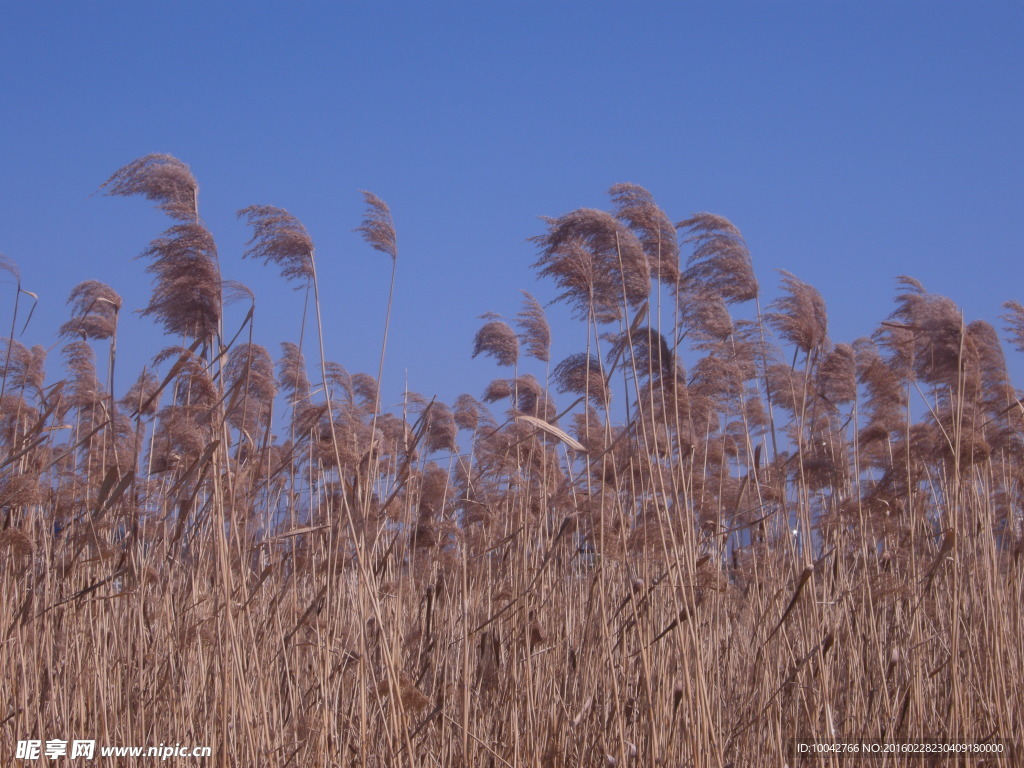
[1,2,1022,409]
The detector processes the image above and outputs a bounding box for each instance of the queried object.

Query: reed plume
[481,377,513,404]
[351,372,379,410]
[153,346,218,412]
[59,281,122,340]
[453,393,492,432]
[533,208,650,323]
[1002,300,1024,354]
[609,325,676,381]
[121,369,160,417]
[60,339,103,415]
[678,212,758,303]
[854,337,907,447]
[879,276,965,390]
[146,347,218,473]
[0,338,45,396]
[325,361,355,404]
[766,270,828,353]
[677,287,734,343]
[817,342,857,406]
[0,254,37,406]
[510,373,556,421]
[765,361,804,415]
[103,156,221,344]
[0,253,18,282]
[137,223,222,342]
[965,320,1014,410]
[356,191,397,261]
[515,290,551,363]
[414,399,457,455]
[237,205,314,285]
[553,352,609,406]
[100,153,198,221]
[609,183,680,286]
[224,343,277,439]
[472,317,519,367]
[278,341,311,404]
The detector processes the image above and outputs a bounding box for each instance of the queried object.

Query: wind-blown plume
[678,212,758,304]
[608,326,676,381]
[610,183,680,285]
[0,339,45,395]
[146,347,218,472]
[511,374,557,421]
[24,345,46,395]
[1002,300,1024,354]
[965,320,1013,406]
[100,154,198,221]
[325,362,354,404]
[60,340,102,415]
[482,378,512,404]
[102,156,221,342]
[413,400,457,454]
[453,393,493,432]
[237,205,315,286]
[854,337,906,445]
[515,291,551,363]
[351,373,379,411]
[224,344,277,438]
[153,346,217,411]
[880,277,963,388]
[765,362,804,415]
[817,343,857,406]
[688,343,753,427]
[0,253,18,283]
[121,369,160,417]
[553,353,609,406]
[678,286,734,344]
[137,223,222,342]
[533,208,650,323]
[59,281,122,340]
[766,271,828,353]
[222,280,255,308]
[356,191,397,261]
[278,342,311,403]
[472,318,519,367]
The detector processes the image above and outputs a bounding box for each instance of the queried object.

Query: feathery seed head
[472,319,519,367]
[238,205,315,286]
[533,207,650,323]
[60,281,122,341]
[101,154,198,221]
[137,223,222,342]
[767,271,828,353]
[678,212,758,303]
[516,291,551,362]
[356,190,397,261]
[610,183,680,285]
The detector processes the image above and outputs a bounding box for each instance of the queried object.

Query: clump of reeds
[0,164,1020,768]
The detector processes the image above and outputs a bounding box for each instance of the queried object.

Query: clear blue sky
[2,2,1022,408]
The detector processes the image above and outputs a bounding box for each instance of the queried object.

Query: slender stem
[0,283,22,405]
[372,256,398,420]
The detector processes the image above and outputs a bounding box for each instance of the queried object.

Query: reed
[0,164,1020,767]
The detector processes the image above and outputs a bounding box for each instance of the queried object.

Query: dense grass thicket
[1,155,1021,766]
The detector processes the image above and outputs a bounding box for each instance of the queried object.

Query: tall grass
[0,157,1021,766]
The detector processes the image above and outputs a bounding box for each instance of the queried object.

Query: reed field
[0,155,1021,766]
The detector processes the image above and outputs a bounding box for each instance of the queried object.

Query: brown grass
[0,164,1021,767]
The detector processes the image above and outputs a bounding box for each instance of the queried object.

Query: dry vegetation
[0,156,1021,766]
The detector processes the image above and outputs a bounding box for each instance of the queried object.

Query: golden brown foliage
[1,173,1021,768]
